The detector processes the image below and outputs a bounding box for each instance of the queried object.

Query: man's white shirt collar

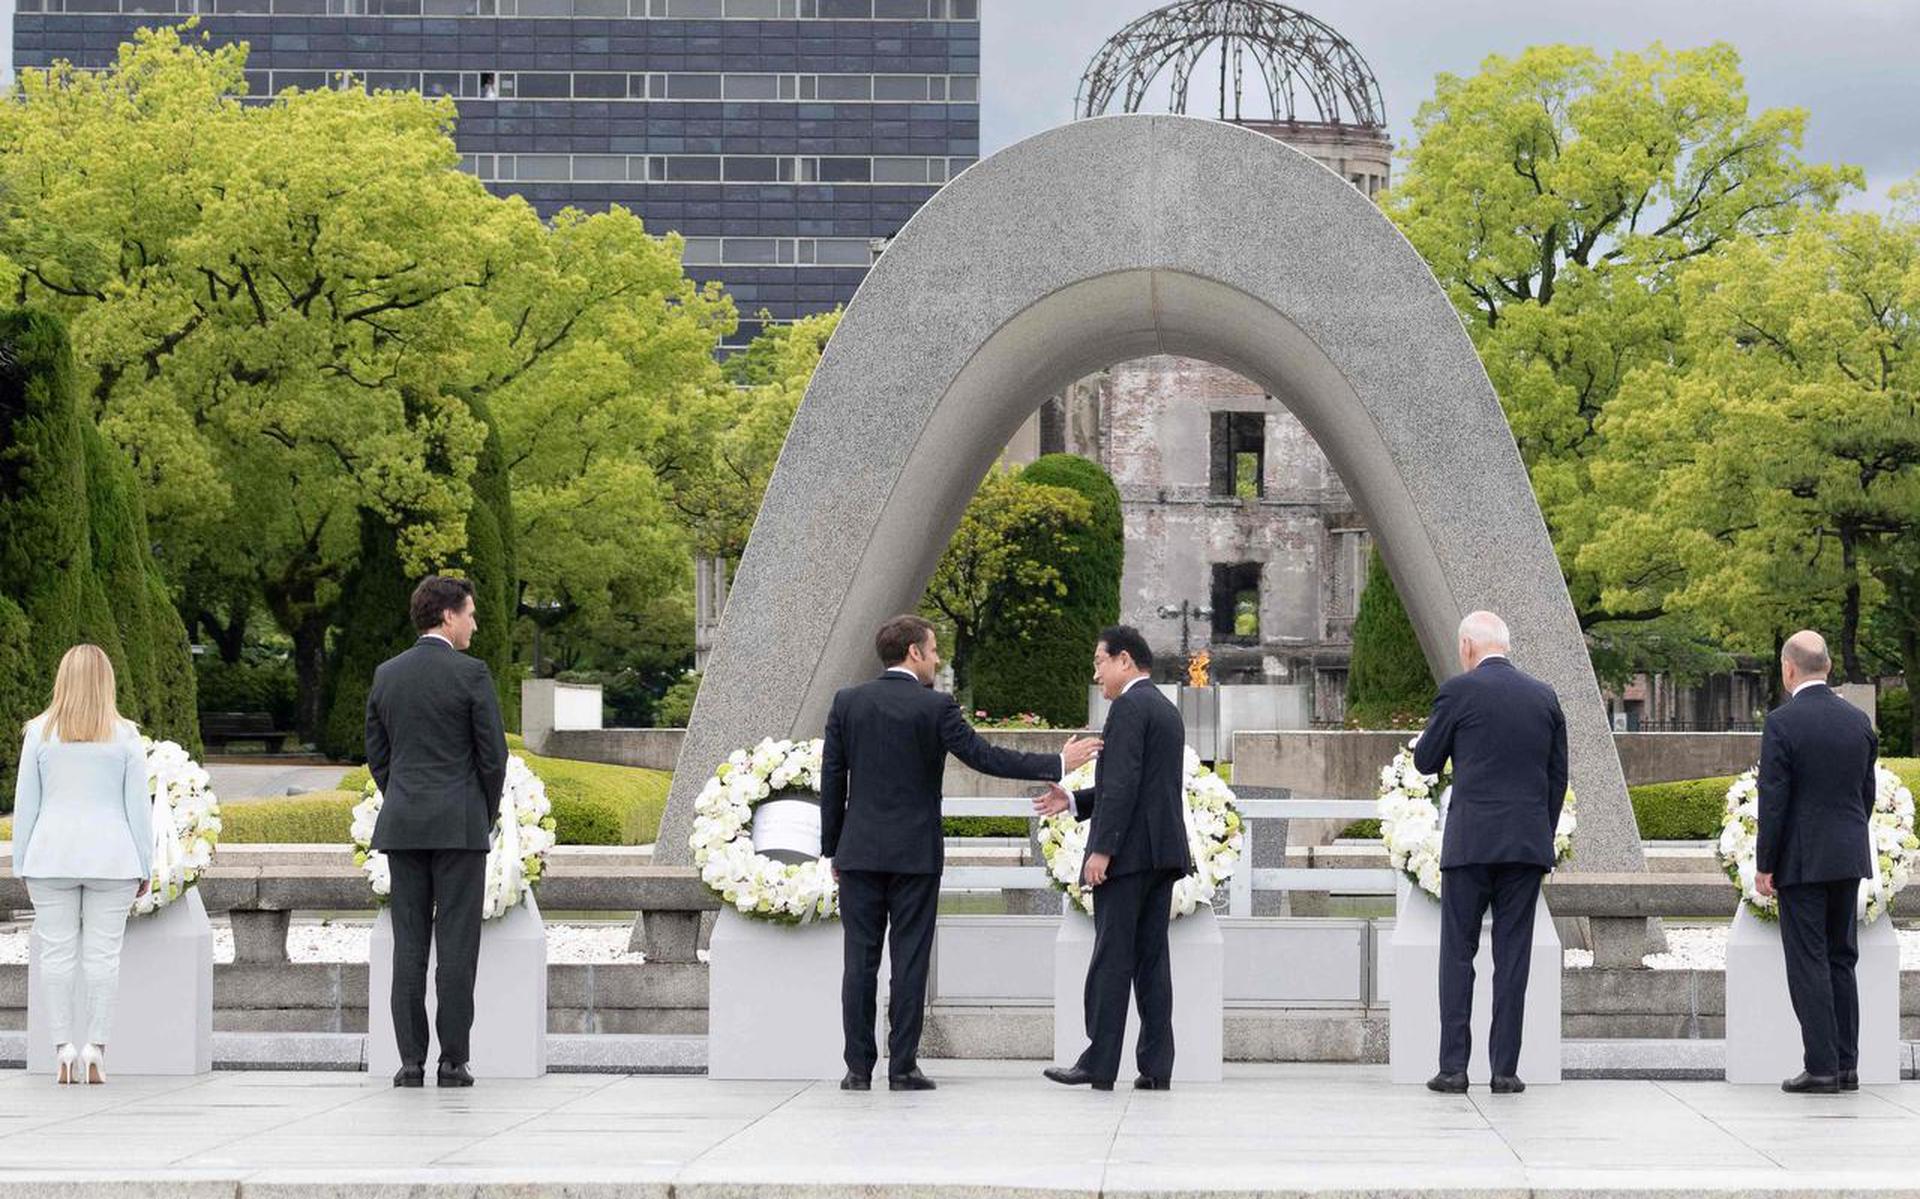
[1792,679,1828,697]
[1121,675,1151,694]
[887,667,919,681]
[423,633,453,647]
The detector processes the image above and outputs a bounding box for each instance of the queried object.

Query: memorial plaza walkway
[0,1060,1917,1196]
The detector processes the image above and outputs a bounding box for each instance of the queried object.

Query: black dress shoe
[889,1068,936,1091]
[840,1072,871,1091]
[1134,1076,1172,1091]
[1781,1071,1840,1094]
[1490,1075,1526,1094]
[1427,1071,1469,1094]
[436,1060,475,1087]
[393,1064,425,1088]
[1841,1069,1860,1092]
[1043,1066,1114,1091]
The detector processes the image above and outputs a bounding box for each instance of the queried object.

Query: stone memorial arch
[660,114,1647,877]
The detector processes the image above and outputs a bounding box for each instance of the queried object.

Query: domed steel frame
[1076,0,1386,129]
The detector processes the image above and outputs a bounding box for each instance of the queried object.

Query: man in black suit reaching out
[1755,630,1879,1094]
[1037,626,1193,1092]
[820,614,1100,1093]
[1416,610,1566,1096]
[365,576,510,1089]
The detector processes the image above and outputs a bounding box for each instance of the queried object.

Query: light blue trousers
[27,878,139,1046]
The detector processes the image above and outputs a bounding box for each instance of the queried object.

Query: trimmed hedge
[1341,758,1920,842]
[219,792,358,843]
[971,455,1122,727]
[339,735,669,845]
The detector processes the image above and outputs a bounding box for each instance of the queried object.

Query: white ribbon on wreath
[135,738,222,917]
[1036,746,1242,918]
[350,754,556,919]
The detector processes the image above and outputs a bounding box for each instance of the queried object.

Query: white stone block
[367,893,549,1079]
[1387,878,1561,1085]
[932,915,1058,1002]
[708,907,886,1080]
[1724,902,1899,1084]
[27,887,212,1075]
[1052,906,1224,1083]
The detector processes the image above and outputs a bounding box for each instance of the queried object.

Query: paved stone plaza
[1,1061,1918,1195]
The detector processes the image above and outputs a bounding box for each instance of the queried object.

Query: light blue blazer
[10,718,153,881]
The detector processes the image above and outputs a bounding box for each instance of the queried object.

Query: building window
[1209,411,1265,498]
[1211,563,1262,643]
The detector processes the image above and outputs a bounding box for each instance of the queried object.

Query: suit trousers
[385,848,487,1067]
[1076,868,1180,1083]
[1438,863,1543,1077]
[838,869,939,1077]
[26,877,140,1046]
[1778,878,1861,1075]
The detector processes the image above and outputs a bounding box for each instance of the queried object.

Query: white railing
[937,795,1394,915]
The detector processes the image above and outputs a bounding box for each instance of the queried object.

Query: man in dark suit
[1415,610,1567,1096]
[365,575,509,1089]
[820,614,1099,1092]
[1755,629,1879,1094]
[1036,625,1193,1092]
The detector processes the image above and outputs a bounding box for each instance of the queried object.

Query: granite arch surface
[661,114,1646,875]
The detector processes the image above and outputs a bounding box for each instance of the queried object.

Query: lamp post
[1156,600,1213,661]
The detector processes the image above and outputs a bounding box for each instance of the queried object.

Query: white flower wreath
[1716,764,1918,923]
[689,737,838,924]
[350,754,557,919]
[135,738,222,916]
[1037,747,1242,918]
[1375,738,1577,899]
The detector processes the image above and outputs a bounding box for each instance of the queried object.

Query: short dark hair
[410,575,475,632]
[875,614,936,666]
[1098,625,1153,671]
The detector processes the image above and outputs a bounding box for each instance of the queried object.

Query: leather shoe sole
[1043,1066,1115,1091]
[1134,1076,1172,1090]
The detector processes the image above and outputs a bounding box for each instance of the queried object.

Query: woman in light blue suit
[11,644,153,1084]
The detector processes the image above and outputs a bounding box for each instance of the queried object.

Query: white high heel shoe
[54,1043,78,1085]
[80,1044,105,1085]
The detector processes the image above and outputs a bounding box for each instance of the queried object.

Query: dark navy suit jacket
[820,672,1063,874]
[1413,656,1568,870]
[1756,683,1877,886]
[1070,680,1194,879]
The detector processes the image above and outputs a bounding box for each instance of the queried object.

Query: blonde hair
[34,644,127,744]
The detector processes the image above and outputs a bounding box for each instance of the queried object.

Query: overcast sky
[983,0,1920,209]
[4,1,1913,205]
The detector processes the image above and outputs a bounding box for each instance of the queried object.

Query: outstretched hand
[1061,736,1102,771]
[1032,782,1072,817]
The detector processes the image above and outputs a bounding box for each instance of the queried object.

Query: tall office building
[10,0,982,348]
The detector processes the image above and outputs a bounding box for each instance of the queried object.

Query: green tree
[1344,549,1436,729]
[316,513,417,760]
[972,455,1121,726]
[0,29,731,739]
[920,467,1093,706]
[1386,42,1857,660]
[1584,200,1920,689]
[670,310,841,562]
